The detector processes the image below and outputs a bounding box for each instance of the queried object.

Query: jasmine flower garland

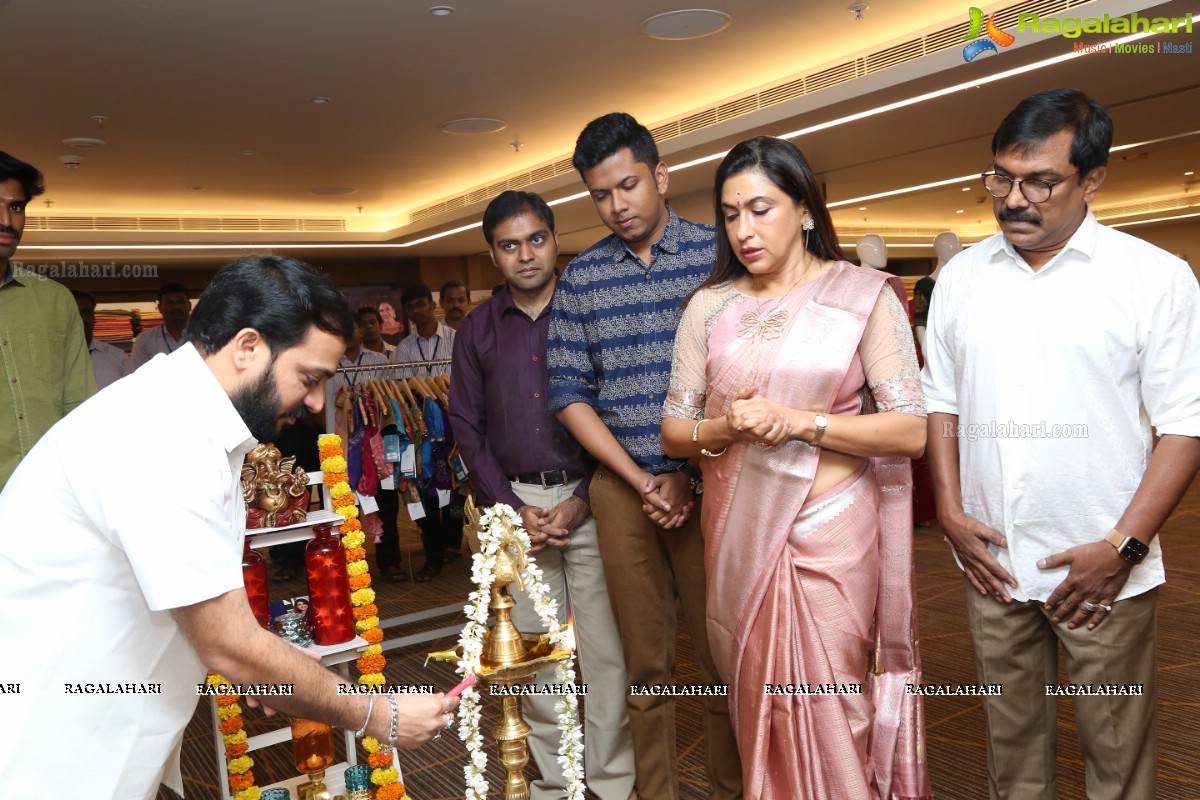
[455,504,584,800]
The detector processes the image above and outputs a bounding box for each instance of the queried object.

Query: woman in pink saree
[662,137,932,800]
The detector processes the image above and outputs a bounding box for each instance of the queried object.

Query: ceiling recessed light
[962,186,971,191]
[441,117,506,135]
[63,137,106,151]
[641,9,731,41]
[429,5,454,16]
[309,187,357,196]
[1186,171,1195,176]
[858,206,868,211]
[956,209,965,214]
[310,97,331,105]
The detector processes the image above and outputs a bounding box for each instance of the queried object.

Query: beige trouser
[506,479,637,800]
[591,466,743,800]
[964,582,1157,800]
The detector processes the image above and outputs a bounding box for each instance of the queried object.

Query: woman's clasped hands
[726,387,792,448]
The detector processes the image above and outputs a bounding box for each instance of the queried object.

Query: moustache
[998,207,1042,226]
[0,225,18,237]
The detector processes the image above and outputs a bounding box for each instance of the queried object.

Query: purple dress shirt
[449,285,591,510]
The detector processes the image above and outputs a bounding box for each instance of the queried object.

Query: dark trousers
[373,487,401,570]
[417,491,456,569]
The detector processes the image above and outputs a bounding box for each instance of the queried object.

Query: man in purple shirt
[450,191,635,800]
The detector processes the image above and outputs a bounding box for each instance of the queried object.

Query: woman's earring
[802,216,815,249]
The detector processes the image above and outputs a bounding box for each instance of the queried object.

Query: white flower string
[455,503,585,800]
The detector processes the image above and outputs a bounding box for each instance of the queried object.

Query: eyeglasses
[981,171,1077,204]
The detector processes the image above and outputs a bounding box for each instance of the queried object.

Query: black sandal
[414,563,442,583]
[384,566,410,583]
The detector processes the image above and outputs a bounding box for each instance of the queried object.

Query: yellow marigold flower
[356,616,380,631]
[329,483,352,498]
[342,530,366,549]
[365,644,383,657]
[347,560,369,577]
[234,787,262,800]
[371,766,399,785]
[351,588,376,606]
[216,703,243,720]
[227,755,255,775]
[320,455,348,473]
[206,672,228,687]
[223,730,248,746]
[317,434,342,448]
[339,505,360,520]
[359,670,386,687]
[362,736,380,753]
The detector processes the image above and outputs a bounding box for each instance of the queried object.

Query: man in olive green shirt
[0,151,95,489]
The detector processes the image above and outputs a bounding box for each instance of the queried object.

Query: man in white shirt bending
[922,88,1200,800]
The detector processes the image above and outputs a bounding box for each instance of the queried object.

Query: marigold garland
[320,433,405,798]
[362,737,410,800]
[207,672,262,800]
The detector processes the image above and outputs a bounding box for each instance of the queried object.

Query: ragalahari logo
[962,7,1016,61]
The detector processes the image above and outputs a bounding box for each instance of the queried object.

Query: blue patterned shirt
[547,207,714,474]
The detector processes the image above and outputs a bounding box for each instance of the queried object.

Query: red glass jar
[304,524,356,645]
[241,538,271,628]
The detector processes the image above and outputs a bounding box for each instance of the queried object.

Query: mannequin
[855,234,888,269]
[914,231,961,347]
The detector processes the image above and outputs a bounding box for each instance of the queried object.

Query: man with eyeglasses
[922,89,1200,799]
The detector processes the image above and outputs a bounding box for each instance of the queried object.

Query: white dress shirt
[0,343,255,798]
[392,322,455,378]
[921,211,1200,603]
[89,337,132,390]
[131,323,187,369]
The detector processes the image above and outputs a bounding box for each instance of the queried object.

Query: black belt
[508,467,586,488]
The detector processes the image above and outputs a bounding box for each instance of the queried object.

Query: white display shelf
[246,510,343,548]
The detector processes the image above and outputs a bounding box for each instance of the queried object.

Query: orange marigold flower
[377,783,406,800]
[219,717,244,735]
[332,494,355,509]
[341,519,362,533]
[356,654,386,673]
[348,574,371,592]
[352,602,379,620]
[214,692,239,707]
[225,743,249,759]
[368,751,392,768]
[229,771,255,790]
[361,627,383,645]
[319,445,340,460]
[345,547,367,562]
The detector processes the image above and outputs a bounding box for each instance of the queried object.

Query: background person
[438,279,470,330]
[0,150,95,490]
[662,136,930,800]
[131,282,192,369]
[74,289,132,390]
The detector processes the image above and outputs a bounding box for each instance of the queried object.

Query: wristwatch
[1104,529,1149,565]
[680,464,704,496]
[810,413,828,446]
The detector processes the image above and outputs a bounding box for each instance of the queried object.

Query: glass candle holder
[260,789,291,800]
[290,717,335,774]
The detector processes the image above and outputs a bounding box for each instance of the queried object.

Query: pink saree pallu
[701,263,931,800]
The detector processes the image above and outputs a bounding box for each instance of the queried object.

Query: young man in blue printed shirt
[547,112,742,800]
